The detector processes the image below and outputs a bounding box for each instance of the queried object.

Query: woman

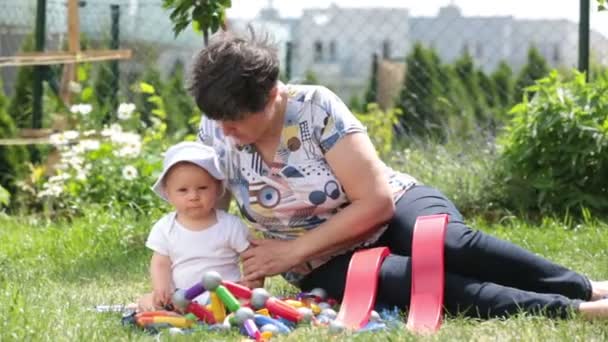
[189,30,608,319]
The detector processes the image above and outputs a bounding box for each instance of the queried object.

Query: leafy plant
[515,46,550,101]
[162,0,231,40]
[16,84,173,217]
[354,104,400,160]
[0,185,9,207]
[0,77,29,199]
[498,70,608,215]
[8,34,35,128]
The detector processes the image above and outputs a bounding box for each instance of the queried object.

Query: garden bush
[15,84,175,217]
[356,103,500,218]
[0,78,29,201]
[498,71,608,215]
[354,103,400,161]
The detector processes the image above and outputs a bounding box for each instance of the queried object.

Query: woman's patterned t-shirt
[198,85,418,284]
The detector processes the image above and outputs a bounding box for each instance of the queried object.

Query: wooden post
[59,0,81,104]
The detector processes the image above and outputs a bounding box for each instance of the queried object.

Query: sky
[226,0,608,37]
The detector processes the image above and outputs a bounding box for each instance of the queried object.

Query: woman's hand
[238,277,265,289]
[241,239,302,282]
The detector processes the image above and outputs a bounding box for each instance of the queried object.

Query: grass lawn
[1,210,607,341]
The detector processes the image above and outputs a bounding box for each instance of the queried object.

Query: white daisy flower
[68,81,82,94]
[63,130,79,141]
[49,133,68,146]
[70,104,81,114]
[115,142,142,158]
[69,103,93,116]
[117,103,136,120]
[122,165,138,180]
[79,104,93,115]
[78,139,100,151]
[101,123,122,137]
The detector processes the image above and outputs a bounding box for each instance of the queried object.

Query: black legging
[299,185,591,319]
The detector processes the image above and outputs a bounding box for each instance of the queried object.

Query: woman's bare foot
[590,280,608,301]
[579,298,608,319]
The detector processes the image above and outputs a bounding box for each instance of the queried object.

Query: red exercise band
[336,247,390,329]
[406,214,448,333]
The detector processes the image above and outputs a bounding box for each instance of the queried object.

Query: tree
[363,53,379,111]
[438,64,477,138]
[164,60,198,135]
[515,46,549,101]
[491,61,514,109]
[397,43,445,138]
[162,0,231,43]
[0,78,29,196]
[8,34,35,128]
[135,66,164,128]
[452,51,490,125]
[93,62,117,122]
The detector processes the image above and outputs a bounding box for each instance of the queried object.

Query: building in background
[285,3,608,100]
[410,4,608,72]
[227,1,297,78]
[290,4,410,100]
[2,1,608,100]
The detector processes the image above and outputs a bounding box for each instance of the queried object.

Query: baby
[138,141,259,311]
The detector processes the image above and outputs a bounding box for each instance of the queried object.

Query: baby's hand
[152,285,174,308]
[137,292,156,312]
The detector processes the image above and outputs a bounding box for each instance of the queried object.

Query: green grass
[1,210,607,341]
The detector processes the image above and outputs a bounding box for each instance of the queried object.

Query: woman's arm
[291,131,395,262]
[242,132,394,279]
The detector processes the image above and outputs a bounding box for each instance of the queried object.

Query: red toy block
[266,297,302,322]
[187,301,216,324]
[222,280,253,300]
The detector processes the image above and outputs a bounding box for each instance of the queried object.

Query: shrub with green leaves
[0,78,29,201]
[354,103,400,160]
[16,84,174,217]
[498,70,608,215]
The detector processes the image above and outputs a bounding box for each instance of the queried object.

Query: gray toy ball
[297,307,314,323]
[171,289,189,311]
[201,271,222,291]
[250,288,271,309]
[321,308,337,319]
[328,320,345,334]
[233,307,255,325]
[317,302,332,310]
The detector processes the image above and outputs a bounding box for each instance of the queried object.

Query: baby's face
[164,162,220,220]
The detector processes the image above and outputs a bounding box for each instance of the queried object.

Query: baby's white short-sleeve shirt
[145,209,250,289]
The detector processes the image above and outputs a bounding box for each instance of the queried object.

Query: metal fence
[1,1,607,137]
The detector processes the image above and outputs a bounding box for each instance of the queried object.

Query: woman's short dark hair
[188,29,280,121]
